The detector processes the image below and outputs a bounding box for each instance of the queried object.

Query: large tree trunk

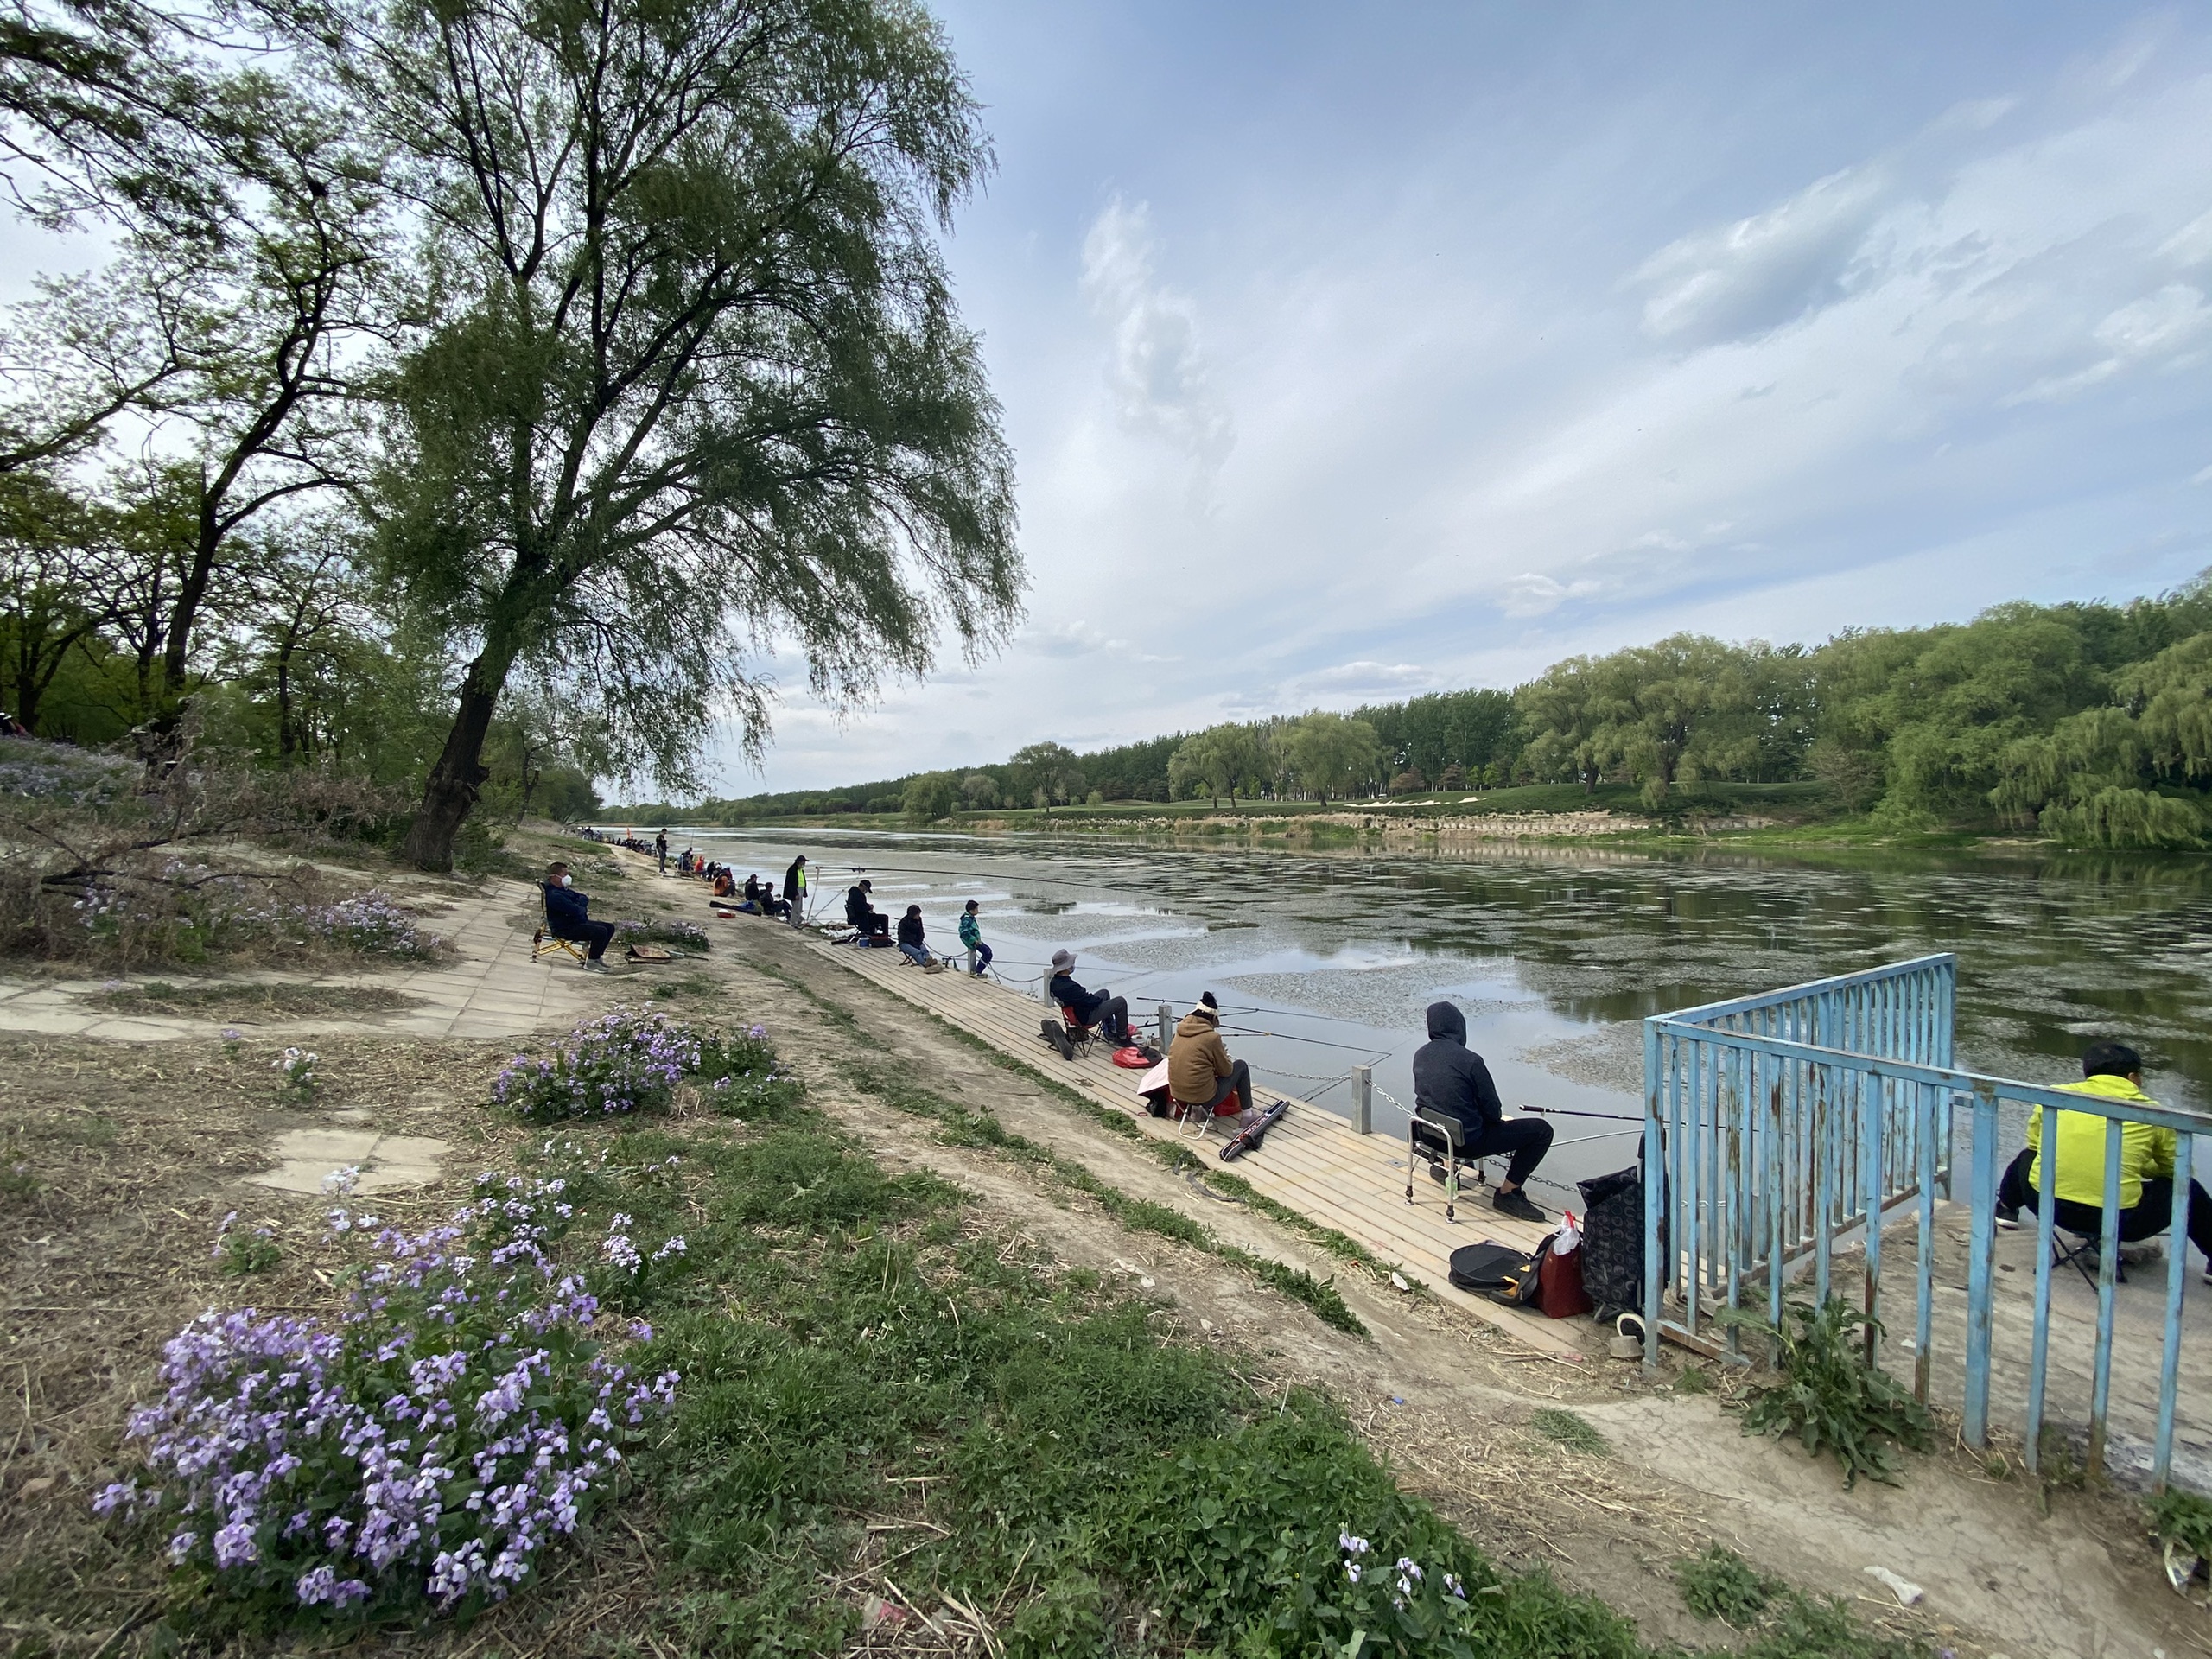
[403,648,512,870]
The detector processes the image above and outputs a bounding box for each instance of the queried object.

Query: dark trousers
[558,919,616,961]
[1998,1149,2212,1258]
[1461,1116,1554,1188]
[1078,995,1129,1043]
[1205,1059,1255,1117]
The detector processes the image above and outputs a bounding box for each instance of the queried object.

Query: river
[623,825,2212,1206]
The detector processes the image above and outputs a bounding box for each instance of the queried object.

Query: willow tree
[344,0,1020,869]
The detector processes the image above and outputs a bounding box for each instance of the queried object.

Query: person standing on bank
[1997,1039,2212,1280]
[958,899,992,977]
[1412,1001,1551,1223]
[782,854,808,928]
[654,830,667,874]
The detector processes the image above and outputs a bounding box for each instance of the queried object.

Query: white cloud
[1080,197,1235,469]
[1632,166,1891,345]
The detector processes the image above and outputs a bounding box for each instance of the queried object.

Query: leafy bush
[1718,1295,1932,1487]
[695,1024,806,1121]
[305,892,442,957]
[2149,1489,2212,1558]
[493,1007,700,1122]
[97,1167,679,1622]
[1676,1544,1782,1625]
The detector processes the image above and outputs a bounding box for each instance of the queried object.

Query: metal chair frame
[532,890,588,965]
[1405,1106,1489,1224]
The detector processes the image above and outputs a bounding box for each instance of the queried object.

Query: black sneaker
[1039,1019,1075,1060]
[1994,1204,2021,1232]
[1493,1188,1545,1224]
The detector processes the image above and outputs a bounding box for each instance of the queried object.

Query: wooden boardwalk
[807,934,1586,1358]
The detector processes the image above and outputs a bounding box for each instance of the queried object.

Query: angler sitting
[711,867,735,899]
[1997,1040,2212,1281]
[1169,992,1272,1141]
[543,861,614,973]
[1046,949,1131,1046]
[1412,1001,1549,1222]
[896,905,945,970]
[845,880,880,932]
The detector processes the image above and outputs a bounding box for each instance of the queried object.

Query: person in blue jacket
[543,861,615,972]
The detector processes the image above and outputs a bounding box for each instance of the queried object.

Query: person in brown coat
[1169,993,1268,1139]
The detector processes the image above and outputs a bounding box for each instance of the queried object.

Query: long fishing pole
[1520,1105,1644,1122]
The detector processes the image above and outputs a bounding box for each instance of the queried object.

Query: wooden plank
[804,936,1585,1358]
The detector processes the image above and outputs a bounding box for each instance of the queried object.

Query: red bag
[1536,1211,1592,1318]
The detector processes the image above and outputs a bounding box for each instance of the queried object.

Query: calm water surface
[639,827,2212,1204]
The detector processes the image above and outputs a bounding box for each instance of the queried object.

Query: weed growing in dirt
[848,1062,1366,1337]
[2149,1488,2212,1557]
[1530,1408,1608,1456]
[271,1047,318,1102]
[694,1024,806,1121]
[211,1212,280,1275]
[1676,1543,1782,1624]
[1717,1295,1932,1487]
[1674,1363,1711,1395]
[1676,1546,1928,1656]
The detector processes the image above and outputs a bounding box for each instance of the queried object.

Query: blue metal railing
[1643,955,2205,1488]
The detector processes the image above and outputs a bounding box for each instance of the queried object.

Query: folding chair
[2051,1224,2120,1287]
[531,890,587,965]
[1404,1106,1489,1225]
[1057,1006,1103,1058]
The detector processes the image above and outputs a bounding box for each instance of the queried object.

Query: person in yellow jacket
[1995,1040,2212,1281]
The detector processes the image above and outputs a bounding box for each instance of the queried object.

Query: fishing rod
[1520,1105,1644,1122]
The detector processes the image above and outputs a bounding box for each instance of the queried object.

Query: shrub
[304,892,442,958]
[1676,1543,1782,1625]
[493,1007,700,1122]
[97,1168,680,1623]
[1717,1295,1932,1487]
[695,1024,807,1121]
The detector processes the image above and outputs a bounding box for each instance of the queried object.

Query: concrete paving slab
[244,1127,450,1193]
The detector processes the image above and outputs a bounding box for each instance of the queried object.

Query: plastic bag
[1552,1211,1580,1255]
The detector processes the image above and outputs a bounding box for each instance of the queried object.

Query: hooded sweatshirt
[1411,1001,1503,1138]
[1169,1004,1235,1105]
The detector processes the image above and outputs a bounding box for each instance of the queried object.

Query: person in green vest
[1996,1039,2212,1281]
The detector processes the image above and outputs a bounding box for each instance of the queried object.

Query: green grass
[1675,1544,1782,1625]
[847,1063,1367,1337]
[1529,1408,1609,1456]
[489,1092,1660,1657]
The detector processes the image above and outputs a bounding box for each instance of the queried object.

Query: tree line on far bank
[627,571,2212,849]
[0,0,1019,869]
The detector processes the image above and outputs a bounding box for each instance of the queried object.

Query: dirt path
[1,859,2201,1659]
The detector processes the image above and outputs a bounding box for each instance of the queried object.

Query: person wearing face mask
[543,861,615,971]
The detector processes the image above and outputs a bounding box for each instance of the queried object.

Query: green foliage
[1275,710,1384,801]
[2149,1489,2212,1558]
[1718,1296,1933,1487]
[1529,1408,1608,1456]
[901,771,957,823]
[1675,1544,1782,1625]
[213,1214,281,1275]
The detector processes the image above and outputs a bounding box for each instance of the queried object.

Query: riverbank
[3,823,2202,1657]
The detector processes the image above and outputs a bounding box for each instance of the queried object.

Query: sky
[711,2,2212,797]
[14,4,2212,798]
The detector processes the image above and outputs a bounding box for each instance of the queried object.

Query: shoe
[1493,1188,1545,1224]
[582,958,609,974]
[1040,1020,1075,1060]
[1995,1204,2021,1231]
[924,960,947,975]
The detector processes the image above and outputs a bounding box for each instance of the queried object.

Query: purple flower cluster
[491,1007,701,1123]
[306,892,443,958]
[611,918,709,950]
[96,1170,679,1619]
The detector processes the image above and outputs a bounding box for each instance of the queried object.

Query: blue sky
[732,3,2212,795]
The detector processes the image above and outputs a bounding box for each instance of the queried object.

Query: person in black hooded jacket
[1410,1000,1552,1223]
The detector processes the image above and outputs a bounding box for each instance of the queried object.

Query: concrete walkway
[0,878,607,1043]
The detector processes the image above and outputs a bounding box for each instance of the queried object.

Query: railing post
[1962,1084,1999,1448]
[1351,1065,1373,1135]
[1643,1019,1664,1371]
[1156,1002,1173,1053]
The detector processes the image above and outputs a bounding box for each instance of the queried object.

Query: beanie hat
[1051,949,1076,972]
[1199,991,1218,1010]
